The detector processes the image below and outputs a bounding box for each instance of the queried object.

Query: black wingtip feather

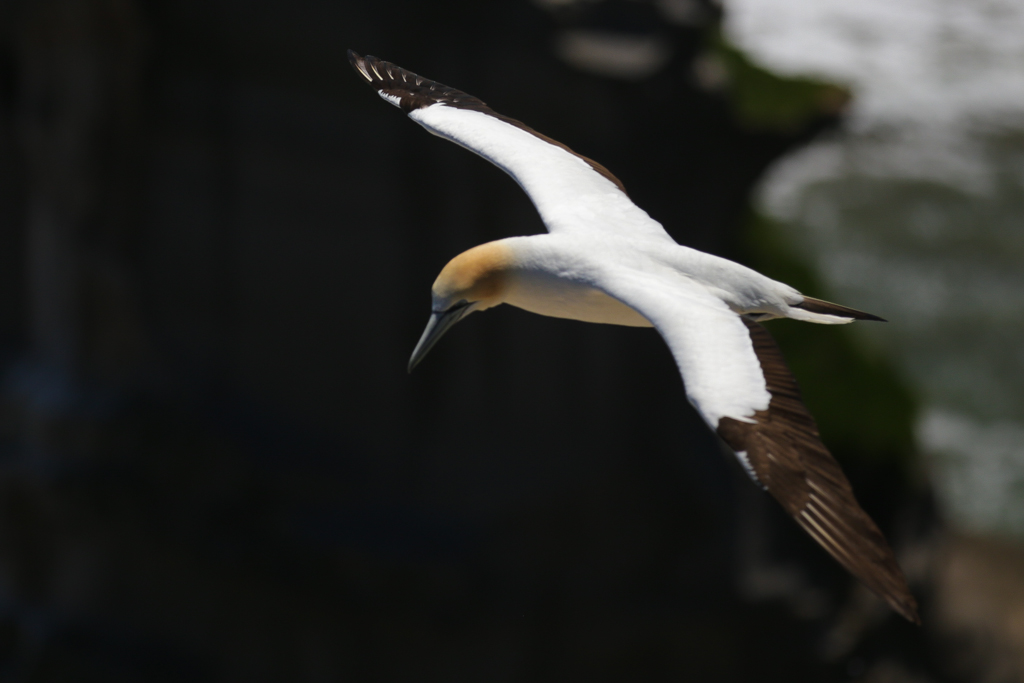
[794,296,887,322]
[344,51,630,194]
[718,319,919,624]
[347,49,363,71]
[347,50,375,84]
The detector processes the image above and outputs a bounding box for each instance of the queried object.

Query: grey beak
[407,305,472,373]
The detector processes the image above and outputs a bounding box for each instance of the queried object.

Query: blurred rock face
[936,535,1024,680]
[726,0,1024,539]
[726,0,1024,677]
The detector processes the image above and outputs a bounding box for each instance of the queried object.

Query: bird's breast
[503,270,652,327]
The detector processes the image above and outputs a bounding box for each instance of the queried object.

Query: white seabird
[348,50,919,624]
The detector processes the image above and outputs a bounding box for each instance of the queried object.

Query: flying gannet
[348,50,919,624]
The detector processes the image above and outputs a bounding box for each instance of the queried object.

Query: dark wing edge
[346,50,628,195]
[717,319,919,624]
[347,50,491,115]
[793,296,887,322]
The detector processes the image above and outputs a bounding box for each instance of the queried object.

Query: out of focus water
[724,0,1024,536]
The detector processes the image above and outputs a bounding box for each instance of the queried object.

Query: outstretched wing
[348,51,669,240]
[599,273,920,623]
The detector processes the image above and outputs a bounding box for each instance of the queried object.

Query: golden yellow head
[409,241,513,372]
[430,241,512,312]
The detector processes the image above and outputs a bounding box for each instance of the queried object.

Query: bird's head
[408,241,512,372]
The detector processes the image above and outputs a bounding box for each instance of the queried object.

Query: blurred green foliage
[710,35,851,132]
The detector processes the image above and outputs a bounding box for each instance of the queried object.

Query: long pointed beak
[408,306,472,373]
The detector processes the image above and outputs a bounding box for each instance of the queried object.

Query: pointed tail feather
[789,297,887,324]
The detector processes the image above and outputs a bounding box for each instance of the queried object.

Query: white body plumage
[348,51,919,623]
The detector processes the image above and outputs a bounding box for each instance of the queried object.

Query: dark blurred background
[0,0,1018,681]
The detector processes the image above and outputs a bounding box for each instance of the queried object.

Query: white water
[724,0,1024,536]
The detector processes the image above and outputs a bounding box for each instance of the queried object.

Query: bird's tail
[786,296,886,324]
